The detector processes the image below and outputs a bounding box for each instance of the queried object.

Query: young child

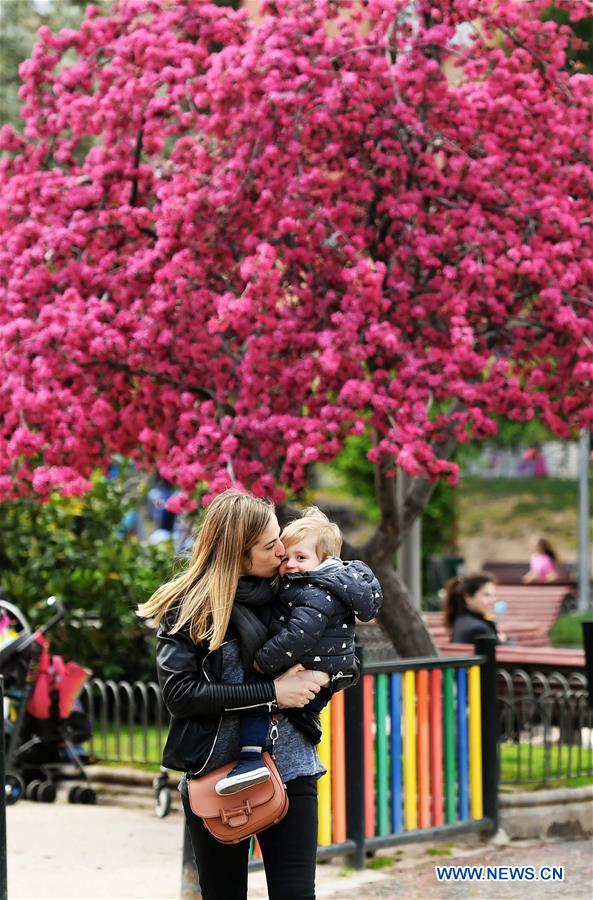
[215,507,382,795]
[522,537,559,584]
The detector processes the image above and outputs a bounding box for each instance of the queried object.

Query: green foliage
[486,417,555,449]
[87,722,165,766]
[337,867,355,878]
[425,845,454,857]
[543,6,593,74]
[328,433,378,519]
[0,470,174,681]
[460,475,583,508]
[328,433,458,559]
[422,479,458,557]
[0,0,108,130]
[458,417,555,465]
[366,855,397,869]
[549,612,593,648]
[500,742,593,787]
[458,476,591,553]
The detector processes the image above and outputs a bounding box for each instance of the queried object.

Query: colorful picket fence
[316,656,488,847]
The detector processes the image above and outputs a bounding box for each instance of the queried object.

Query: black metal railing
[82,678,165,766]
[497,668,593,786]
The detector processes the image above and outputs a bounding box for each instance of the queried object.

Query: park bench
[438,642,585,673]
[358,620,585,676]
[424,583,569,649]
[483,560,576,587]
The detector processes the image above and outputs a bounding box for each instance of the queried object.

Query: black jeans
[181,775,318,899]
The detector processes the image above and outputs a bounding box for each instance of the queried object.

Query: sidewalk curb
[90,765,183,812]
[499,785,593,807]
[91,765,159,786]
[499,785,593,840]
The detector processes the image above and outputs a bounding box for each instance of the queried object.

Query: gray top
[203,638,325,783]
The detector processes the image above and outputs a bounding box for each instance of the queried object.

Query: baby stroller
[1,596,97,804]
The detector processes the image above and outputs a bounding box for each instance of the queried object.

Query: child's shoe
[215,752,270,796]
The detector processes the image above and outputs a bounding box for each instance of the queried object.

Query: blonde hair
[281,506,342,561]
[138,490,274,647]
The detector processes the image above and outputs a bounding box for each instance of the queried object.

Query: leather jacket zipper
[227,700,275,711]
[188,642,226,777]
[187,640,276,777]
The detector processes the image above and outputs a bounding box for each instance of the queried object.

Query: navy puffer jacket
[254,558,382,675]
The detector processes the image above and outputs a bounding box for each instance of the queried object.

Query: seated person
[522,538,559,584]
[444,573,504,644]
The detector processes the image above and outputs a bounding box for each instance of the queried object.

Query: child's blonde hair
[281,507,342,561]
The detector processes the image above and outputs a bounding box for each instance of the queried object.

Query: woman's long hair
[536,537,558,563]
[138,490,274,647]
[443,573,493,631]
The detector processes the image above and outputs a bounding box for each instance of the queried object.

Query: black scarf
[231,577,275,666]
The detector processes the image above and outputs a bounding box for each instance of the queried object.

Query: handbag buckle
[221,799,252,828]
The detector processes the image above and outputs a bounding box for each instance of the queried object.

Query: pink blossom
[0,0,590,501]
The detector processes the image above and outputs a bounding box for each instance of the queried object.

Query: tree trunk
[355,541,437,658]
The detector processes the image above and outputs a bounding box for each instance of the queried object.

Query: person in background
[443,573,506,644]
[522,537,559,583]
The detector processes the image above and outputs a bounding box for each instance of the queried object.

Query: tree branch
[130,127,144,207]
[375,458,399,539]
[78,358,216,402]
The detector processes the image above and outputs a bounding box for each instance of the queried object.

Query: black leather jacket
[451,611,499,645]
[156,616,359,773]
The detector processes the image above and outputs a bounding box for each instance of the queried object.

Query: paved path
[6,795,592,899]
[326,839,593,899]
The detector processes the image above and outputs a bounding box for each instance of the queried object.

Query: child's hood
[284,559,383,622]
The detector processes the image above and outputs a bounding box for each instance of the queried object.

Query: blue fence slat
[390,673,403,833]
[456,667,469,820]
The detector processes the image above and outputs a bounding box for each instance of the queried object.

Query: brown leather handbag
[187,752,289,844]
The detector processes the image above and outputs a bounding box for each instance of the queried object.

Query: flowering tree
[1,0,593,654]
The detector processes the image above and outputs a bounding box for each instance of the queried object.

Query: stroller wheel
[38,781,57,803]
[5,773,25,805]
[154,785,171,818]
[78,787,97,805]
[68,786,83,804]
[25,779,43,801]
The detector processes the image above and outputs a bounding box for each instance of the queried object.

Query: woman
[138,490,348,900]
[443,573,501,644]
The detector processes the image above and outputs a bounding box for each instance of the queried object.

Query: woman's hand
[307,670,330,687]
[274,664,326,708]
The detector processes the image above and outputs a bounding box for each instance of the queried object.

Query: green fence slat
[375,672,390,836]
[443,668,456,823]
